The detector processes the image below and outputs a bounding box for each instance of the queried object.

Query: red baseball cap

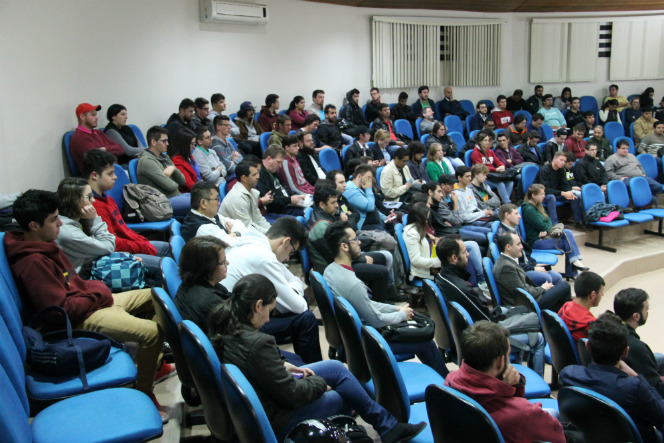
[76,103,101,116]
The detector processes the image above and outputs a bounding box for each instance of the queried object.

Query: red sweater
[70,127,124,173]
[558,301,595,340]
[258,106,279,132]
[92,193,156,255]
[172,155,199,192]
[471,146,504,172]
[4,231,113,326]
[445,363,565,443]
[565,137,586,160]
[491,109,514,129]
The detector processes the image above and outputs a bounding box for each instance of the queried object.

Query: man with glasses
[136,126,191,217]
[211,115,242,175]
[192,97,213,132]
[221,216,322,364]
[191,126,227,188]
[573,140,609,191]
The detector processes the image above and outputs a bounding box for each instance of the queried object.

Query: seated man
[267,114,292,147]
[278,135,315,195]
[257,93,280,132]
[180,181,251,244]
[445,321,565,443]
[221,216,322,364]
[468,100,491,132]
[390,92,417,130]
[84,149,171,282]
[634,107,656,145]
[233,101,263,157]
[564,124,586,160]
[137,126,191,217]
[296,131,326,186]
[257,145,306,220]
[166,98,197,142]
[506,114,528,147]
[453,166,494,227]
[589,125,612,162]
[299,114,332,152]
[558,271,604,340]
[606,139,663,195]
[494,133,524,173]
[219,160,272,234]
[494,233,571,312]
[535,151,584,224]
[506,89,528,113]
[527,85,544,114]
[565,97,585,129]
[490,95,514,129]
[527,113,546,141]
[192,97,212,132]
[373,103,405,150]
[411,85,436,118]
[324,221,449,377]
[560,312,664,443]
[438,86,469,120]
[345,126,374,162]
[517,131,545,166]
[406,142,428,183]
[496,203,562,285]
[210,115,242,175]
[365,88,382,124]
[468,164,501,213]
[543,128,568,164]
[537,94,566,130]
[208,93,239,137]
[340,88,370,138]
[316,104,347,151]
[419,107,438,136]
[581,111,596,138]
[573,140,608,191]
[379,148,422,202]
[614,288,664,397]
[638,120,664,182]
[5,190,171,420]
[307,89,325,120]
[343,164,388,231]
[70,103,126,172]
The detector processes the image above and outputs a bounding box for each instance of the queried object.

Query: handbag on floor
[379,312,435,343]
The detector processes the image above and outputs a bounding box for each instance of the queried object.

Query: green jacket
[136,149,185,198]
[267,130,284,147]
[521,202,552,246]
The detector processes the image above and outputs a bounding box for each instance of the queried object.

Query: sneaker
[382,421,427,443]
[149,393,170,424]
[477,282,492,302]
[399,284,420,295]
[154,360,177,384]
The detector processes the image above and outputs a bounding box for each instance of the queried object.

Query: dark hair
[498,203,518,221]
[535,85,543,91]
[455,165,471,179]
[313,180,338,207]
[561,87,572,99]
[588,312,628,365]
[476,100,487,110]
[302,114,320,127]
[106,104,126,122]
[195,97,209,110]
[643,106,653,113]
[325,221,353,257]
[13,190,61,231]
[574,271,605,300]
[208,274,277,343]
[496,232,517,253]
[179,236,228,286]
[406,202,429,239]
[654,120,664,129]
[147,125,168,146]
[563,151,575,163]
[263,144,286,160]
[613,288,649,321]
[418,86,429,94]
[462,320,510,372]
[210,93,225,104]
[512,89,523,97]
[213,114,230,130]
[56,178,92,235]
[609,84,619,90]
[583,110,595,118]
[353,164,374,178]
[297,131,312,144]
[514,114,526,125]
[326,169,344,182]
[407,141,425,158]
[288,96,305,112]
[235,160,257,182]
[585,140,599,151]
[571,96,580,103]
[179,98,195,110]
[377,103,389,112]
[265,94,279,107]
[190,181,219,210]
[82,149,116,179]
[312,89,324,98]
[436,234,463,265]
[168,127,196,159]
[282,135,298,148]
[324,104,336,114]
[573,123,585,133]
[543,94,553,100]
[532,113,544,122]
[399,92,408,100]
[393,147,409,160]
[496,94,507,102]
[276,114,291,128]
[265,216,307,251]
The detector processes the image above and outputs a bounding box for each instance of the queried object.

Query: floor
[152,221,664,443]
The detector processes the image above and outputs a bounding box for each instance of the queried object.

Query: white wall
[1,0,662,193]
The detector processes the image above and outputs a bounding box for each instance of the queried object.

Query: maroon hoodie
[4,231,113,326]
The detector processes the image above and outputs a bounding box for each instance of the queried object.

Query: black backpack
[122,184,173,223]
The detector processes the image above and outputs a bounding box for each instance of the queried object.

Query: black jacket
[438,99,469,120]
[346,141,374,163]
[365,100,381,123]
[434,264,492,322]
[174,282,230,334]
[535,163,571,196]
[506,97,528,113]
[316,121,343,150]
[340,91,368,127]
[257,167,291,213]
[623,325,664,398]
[573,155,608,186]
[181,211,229,242]
[166,113,196,141]
[517,143,545,165]
[296,151,323,186]
[565,109,585,129]
[372,118,401,145]
[390,104,416,124]
[427,135,458,158]
[543,141,565,164]
[526,95,543,115]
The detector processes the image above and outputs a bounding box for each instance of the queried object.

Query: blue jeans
[169,193,191,218]
[389,340,449,378]
[367,250,394,287]
[135,240,171,285]
[465,241,485,284]
[278,360,398,441]
[486,179,514,203]
[265,207,304,223]
[261,310,322,364]
[532,229,582,276]
[545,193,583,224]
[542,194,559,224]
[537,280,572,313]
[460,225,491,248]
[527,270,563,285]
[511,332,546,377]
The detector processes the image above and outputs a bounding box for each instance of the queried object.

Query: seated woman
[426,122,464,168]
[403,203,440,280]
[103,104,144,158]
[208,273,425,443]
[522,184,589,277]
[425,142,454,182]
[599,99,622,125]
[370,129,390,166]
[169,128,200,193]
[553,86,572,111]
[287,96,309,131]
[470,131,513,203]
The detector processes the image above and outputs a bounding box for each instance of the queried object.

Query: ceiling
[302,0,664,13]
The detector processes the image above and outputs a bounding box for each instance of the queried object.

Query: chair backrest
[613,136,635,155]
[170,235,185,265]
[460,99,475,116]
[128,159,139,184]
[303,206,313,221]
[514,110,532,126]
[629,176,654,208]
[581,183,605,213]
[333,296,371,383]
[469,129,480,140]
[0,307,29,416]
[513,288,542,322]
[444,115,464,135]
[422,279,453,355]
[376,166,384,188]
[299,247,311,278]
[521,164,539,196]
[319,148,342,173]
[394,119,414,140]
[580,95,599,116]
[540,310,580,375]
[254,111,260,121]
[0,362,31,443]
[558,386,643,443]
[425,385,504,443]
[604,121,624,145]
[106,164,130,213]
[361,104,368,119]
[447,301,473,362]
[516,207,527,240]
[607,179,630,208]
[62,130,80,177]
[541,124,554,141]
[483,99,495,110]
[0,275,27,362]
[159,257,182,298]
[178,320,235,441]
[309,271,343,350]
[495,128,505,136]
[448,131,466,149]
[341,144,351,162]
[482,257,501,306]
[229,113,237,123]
[0,233,25,323]
[127,124,147,147]
[490,220,500,234]
[361,326,411,422]
[464,149,473,167]
[415,117,423,139]
[394,223,412,278]
[170,219,181,237]
[259,132,271,153]
[489,242,500,264]
[637,153,658,180]
[630,121,635,141]
[421,134,430,144]
[576,338,592,367]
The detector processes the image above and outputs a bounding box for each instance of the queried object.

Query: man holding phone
[379,148,423,202]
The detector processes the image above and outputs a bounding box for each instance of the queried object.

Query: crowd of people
[1,82,663,443]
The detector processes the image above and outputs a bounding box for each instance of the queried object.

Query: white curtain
[610,19,664,81]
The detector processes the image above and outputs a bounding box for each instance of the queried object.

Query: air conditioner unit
[200,0,268,25]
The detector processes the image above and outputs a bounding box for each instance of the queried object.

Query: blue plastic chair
[394,224,422,288]
[319,148,342,173]
[541,309,581,382]
[310,271,344,360]
[421,134,430,144]
[580,96,599,120]
[520,164,539,195]
[106,165,172,232]
[469,129,480,140]
[170,219,181,237]
[299,247,311,281]
[604,121,624,145]
[341,144,352,162]
[516,207,562,256]
[630,121,635,141]
[62,130,80,177]
[128,124,147,147]
[426,385,504,443]
[159,257,182,298]
[482,257,501,306]
[444,115,464,135]
[630,176,664,236]
[464,149,473,167]
[395,119,414,140]
[581,183,630,252]
[128,158,139,183]
[361,104,368,119]
[389,103,397,110]
[483,99,495,110]
[636,153,661,182]
[607,180,653,224]
[254,111,260,121]
[460,99,475,117]
[415,118,423,140]
[170,234,185,264]
[448,131,466,149]
[541,123,554,141]
[303,206,313,221]
[376,166,384,188]
[514,110,532,126]
[495,128,505,136]
[612,136,635,155]
[422,280,455,361]
[229,113,237,123]
[259,132,271,153]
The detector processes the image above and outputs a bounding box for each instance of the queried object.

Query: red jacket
[445,362,565,443]
[565,137,586,160]
[258,106,279,132]
[491,109,514,129]
[471,146,504,172]
[558,301,595,340]
[70,127,124,173]
[172,155,200,192]
[4,231,113,326]
[92,193,156,255]
[288,110,309,131]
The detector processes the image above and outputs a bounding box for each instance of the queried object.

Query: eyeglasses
[158,138,169,144]
[190,142,197,147]
[346,237,361,244]
[82,193,94,201]
[203,197,221,203]
[289,239,298,256]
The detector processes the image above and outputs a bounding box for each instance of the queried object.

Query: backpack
[585,202,623,223]
[90,252,146,292]
[122,184,173,223]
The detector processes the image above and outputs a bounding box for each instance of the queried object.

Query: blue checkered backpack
[91,252,146,292]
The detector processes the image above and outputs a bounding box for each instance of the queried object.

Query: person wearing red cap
[69,103,125,174]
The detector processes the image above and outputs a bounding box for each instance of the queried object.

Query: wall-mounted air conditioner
[200,0,268,25]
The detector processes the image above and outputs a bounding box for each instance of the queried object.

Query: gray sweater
[54,215,115,271]
[105,128,145,157]
[604,153,646,181]
[638,133,664,156]
[324,262,405,328]
[453,186,485,224]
